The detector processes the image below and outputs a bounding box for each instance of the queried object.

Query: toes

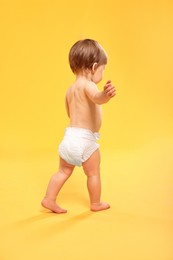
[54,208,67,214]
[41,198,67,214]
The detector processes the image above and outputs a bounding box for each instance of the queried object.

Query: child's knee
[59,167,73,177]
[85,170,100,178]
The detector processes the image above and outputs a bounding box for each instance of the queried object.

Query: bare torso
[66,78,102,133]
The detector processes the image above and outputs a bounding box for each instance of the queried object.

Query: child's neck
[76,71,93,82]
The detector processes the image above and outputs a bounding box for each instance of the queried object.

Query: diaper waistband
[64,127,100,141]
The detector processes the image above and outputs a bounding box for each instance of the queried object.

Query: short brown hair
[69,39,108,74]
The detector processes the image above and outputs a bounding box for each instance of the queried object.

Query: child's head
[69,39,108,74]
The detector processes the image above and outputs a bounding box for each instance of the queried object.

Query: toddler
[41,39,116,213]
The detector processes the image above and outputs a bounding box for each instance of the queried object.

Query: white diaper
[58,127,100,166]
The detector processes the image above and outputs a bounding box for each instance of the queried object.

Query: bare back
[66,78,102,132]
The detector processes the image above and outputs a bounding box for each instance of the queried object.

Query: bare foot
[91,201,110,212]
[41,198,67,214]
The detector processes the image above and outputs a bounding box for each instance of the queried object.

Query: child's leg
[82,149,110,212]
[41,157,75,213]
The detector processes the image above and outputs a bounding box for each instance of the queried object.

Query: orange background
[0,1,173,260]
[1,0,173,153]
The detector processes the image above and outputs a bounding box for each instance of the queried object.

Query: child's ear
[92,63,98,73]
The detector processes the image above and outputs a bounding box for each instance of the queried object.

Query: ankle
[91,202,101,206]
[90,201,110,211]
[43,197,56,202]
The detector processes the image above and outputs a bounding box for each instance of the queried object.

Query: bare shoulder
[65,84,74,99]
[85,80,98,90]
[84,80,99,100]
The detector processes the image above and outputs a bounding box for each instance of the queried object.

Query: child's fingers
[105,86,116,94]
[104,80,112,89]
[106,80,111,84]
[110,91,116,97]
[104,81,116,98]
[104,84,113,92]
[106,87,116,97]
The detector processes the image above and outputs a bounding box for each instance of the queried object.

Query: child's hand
[104,80,116,98]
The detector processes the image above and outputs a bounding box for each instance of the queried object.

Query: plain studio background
[0,1,173,259]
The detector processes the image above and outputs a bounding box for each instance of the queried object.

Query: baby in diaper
[41,39,116,213]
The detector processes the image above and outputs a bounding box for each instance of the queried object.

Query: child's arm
[65,95,70,117]
[85,80,116,105]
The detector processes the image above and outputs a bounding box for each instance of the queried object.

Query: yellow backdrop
[1,0,173,154]
[0,1,173,260]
